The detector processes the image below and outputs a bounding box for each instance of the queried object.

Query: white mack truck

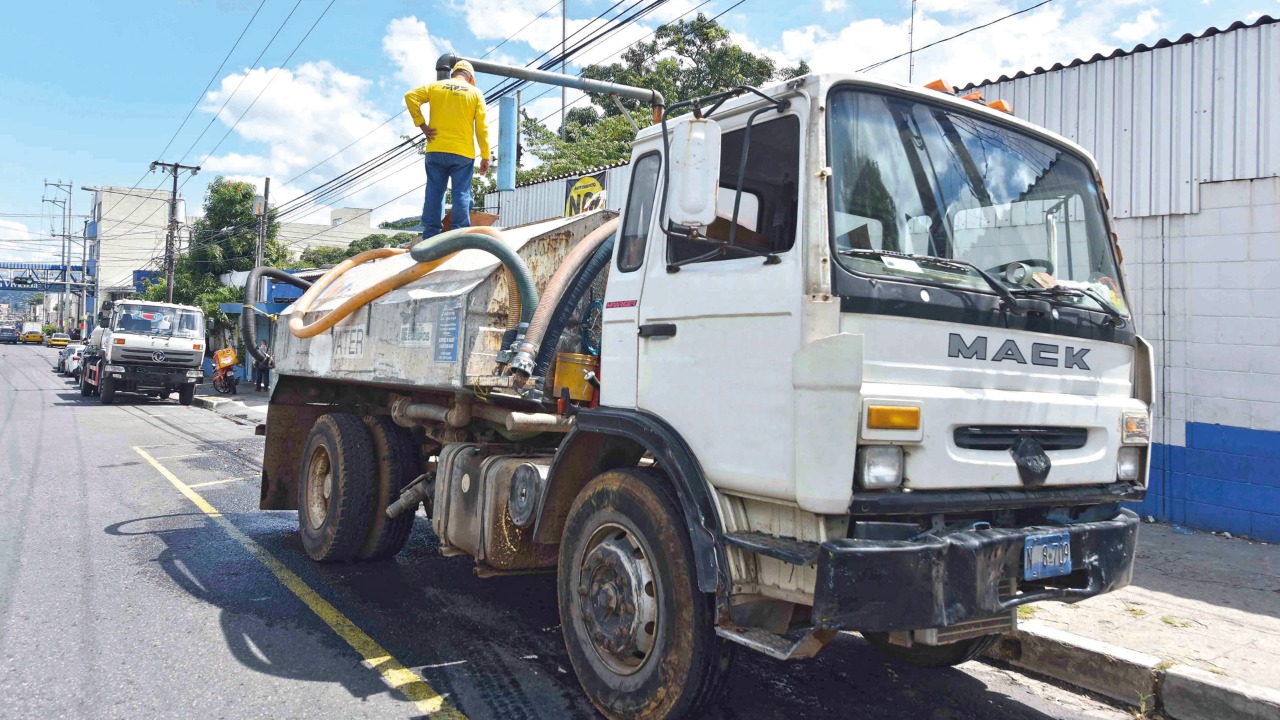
[248,59,1151,720]
[81,299,206,405]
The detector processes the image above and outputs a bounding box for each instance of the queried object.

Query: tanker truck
[248,62,1150,720]
[81,299,205,405]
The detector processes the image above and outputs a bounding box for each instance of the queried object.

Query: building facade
[85,186,173,301]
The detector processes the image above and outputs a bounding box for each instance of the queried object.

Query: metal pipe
[393,398,573,434]
[435,53,665,110]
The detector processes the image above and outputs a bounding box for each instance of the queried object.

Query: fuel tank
[272,211,613,392]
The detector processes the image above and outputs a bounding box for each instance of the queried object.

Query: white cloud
[1113,8,1163,43]
[0,220,60,263]
[821,0,847,12]
[766,1,1168,89]
[383,16,452,87]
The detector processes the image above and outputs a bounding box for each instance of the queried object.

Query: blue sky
[0,0,1272,261]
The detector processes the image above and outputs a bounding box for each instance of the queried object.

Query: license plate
[1024,532,1072,580]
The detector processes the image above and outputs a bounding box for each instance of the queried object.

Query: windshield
[827,88,1127,316]
[112,304,204,339]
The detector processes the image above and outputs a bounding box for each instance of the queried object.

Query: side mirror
[666,118,722,227]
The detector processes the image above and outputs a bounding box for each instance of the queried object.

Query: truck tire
[558,468,734,720]
[100,373,116,404]
[862,632,1001,668]
[297,413,377,563]
[178,384,195,406]
[79,372,91,397]
[355,416,419,561]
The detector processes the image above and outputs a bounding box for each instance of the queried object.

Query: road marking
[150,452,206,460]
[133,446,466,718]
[187,476,255,489]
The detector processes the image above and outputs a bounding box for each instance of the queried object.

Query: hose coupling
[508,335,537,377]
[496,323,528,364]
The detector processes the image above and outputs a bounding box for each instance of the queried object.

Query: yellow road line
[133,446,465,718]
[187,476,255,489]
[150,452,205,460]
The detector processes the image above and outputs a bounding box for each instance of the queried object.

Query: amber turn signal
[867,405,921,430]
[924,79,954,94]
[114,338,125,345]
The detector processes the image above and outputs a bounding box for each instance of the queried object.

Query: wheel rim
[305,445,333,530]
[576,522,659,676]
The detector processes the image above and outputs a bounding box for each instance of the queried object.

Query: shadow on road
[101,506,1096,719]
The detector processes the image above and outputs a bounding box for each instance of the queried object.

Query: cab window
[617,153,662,272]
[668,114,801,264]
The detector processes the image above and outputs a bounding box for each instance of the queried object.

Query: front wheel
[99,373,116,404]
[178,384,195,406]
[862,631,1001,667]
[79,371,91,397]
[558,468,734,720]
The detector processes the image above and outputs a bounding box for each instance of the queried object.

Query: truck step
[722,531,820,566]
[715,626,835,660]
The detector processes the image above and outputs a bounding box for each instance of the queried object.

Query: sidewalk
[191,379,268,425]
[990,521,1280,719]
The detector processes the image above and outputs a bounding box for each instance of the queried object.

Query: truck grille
[954,426,1088,451]
[117,348,200,366]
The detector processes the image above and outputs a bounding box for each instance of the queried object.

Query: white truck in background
[81,300,206,405]
[251,61,1152,720]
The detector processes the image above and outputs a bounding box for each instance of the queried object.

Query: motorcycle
[212,347,240,395]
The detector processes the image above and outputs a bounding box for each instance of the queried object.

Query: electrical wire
[857,0,1056,73]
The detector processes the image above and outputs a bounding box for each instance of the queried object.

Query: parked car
[56,344,83,373]
[0,327,17,344]
[66,346,86,378]
[46,333,70,348]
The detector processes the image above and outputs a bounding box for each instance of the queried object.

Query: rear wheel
[357,416,419,560]
[862,632,1001,667]
[297,413,376,562]
[178,384,195,406]
[99,373,116,404]
[558,468,734,720]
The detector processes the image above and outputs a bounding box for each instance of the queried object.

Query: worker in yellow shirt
[404,60,491,238]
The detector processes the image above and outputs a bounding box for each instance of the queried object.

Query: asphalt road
[0,343,1133,719]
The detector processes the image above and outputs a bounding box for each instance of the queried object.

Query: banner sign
[564,173,606,217]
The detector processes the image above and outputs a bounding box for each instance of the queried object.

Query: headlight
[1117,447,1142,481]
[105,365,125,373]
[1122,411,1150,445]
[857,446,904,489]
[187,370,203,378]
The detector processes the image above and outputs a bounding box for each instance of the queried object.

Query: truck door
[634,113,804,501]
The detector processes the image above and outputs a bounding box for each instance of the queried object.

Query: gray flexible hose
[243,267,313,365]
[410,231,538,324]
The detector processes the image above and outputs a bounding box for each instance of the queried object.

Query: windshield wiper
[838,249,1024,314]
[1011,285,1127,326]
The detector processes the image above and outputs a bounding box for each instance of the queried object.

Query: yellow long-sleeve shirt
[404,79,490,160]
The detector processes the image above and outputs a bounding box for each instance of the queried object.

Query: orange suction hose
[288,226,509,339]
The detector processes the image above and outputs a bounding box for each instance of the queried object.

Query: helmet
[451,60,476,85]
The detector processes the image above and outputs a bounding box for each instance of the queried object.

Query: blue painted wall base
[1126,422,1280,542]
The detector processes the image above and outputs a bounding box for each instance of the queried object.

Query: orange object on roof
[924,79,954,94]
[986,99,1014,113]
[961,91,985,102]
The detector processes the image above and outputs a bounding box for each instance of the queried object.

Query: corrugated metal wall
[494,165,631,227]
[969,20,1278,219]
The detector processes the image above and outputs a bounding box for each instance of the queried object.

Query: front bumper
[812,509,1139,631]
[107,365,204,386]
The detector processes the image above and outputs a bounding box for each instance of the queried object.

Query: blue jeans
[422,152,475,238]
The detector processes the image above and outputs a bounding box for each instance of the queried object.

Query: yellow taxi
[21,330,42,344]
[46,333,70,348]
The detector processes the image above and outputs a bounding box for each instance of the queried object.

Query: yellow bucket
[553,352,599,402]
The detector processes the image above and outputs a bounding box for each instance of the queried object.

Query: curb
[191,395,267,424]
[988,621,1280,720]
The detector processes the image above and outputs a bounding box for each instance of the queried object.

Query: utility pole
[560,0,567,140]
[151,161,200,303]
[43,179,73,329]
[908,0,916,83]
[255,177,270,303]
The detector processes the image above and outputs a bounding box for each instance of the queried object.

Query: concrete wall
[1121,177,1280,539]
[277,208,400,254]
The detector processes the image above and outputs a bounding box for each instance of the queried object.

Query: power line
[155,0,270,161]
[857,0,1055,73]
[480,0,563,59]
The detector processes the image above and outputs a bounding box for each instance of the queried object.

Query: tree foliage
[518,15,808,177]
[298,232,418,268]
[188,177,287,277]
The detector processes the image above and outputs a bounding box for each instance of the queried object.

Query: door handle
[638,323,677,338]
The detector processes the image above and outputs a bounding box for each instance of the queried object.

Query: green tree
[188,176,287,277]
[27,292,43,312]
[299,245,348,267]
[519,15,808,176]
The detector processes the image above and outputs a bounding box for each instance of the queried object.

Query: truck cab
[81,300,206,405]
[256,70,1149,720]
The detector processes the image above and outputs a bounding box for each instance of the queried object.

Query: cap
[451,60,476,85]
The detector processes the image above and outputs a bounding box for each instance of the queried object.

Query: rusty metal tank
[271,210,614,393]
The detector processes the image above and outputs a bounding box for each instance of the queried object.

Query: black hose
[243,267,313,365]
[533,234,615,381]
